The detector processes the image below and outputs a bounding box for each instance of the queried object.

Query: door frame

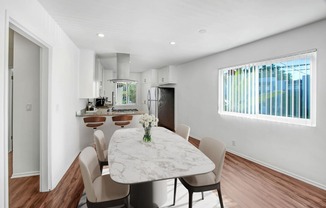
[4,13,52,195]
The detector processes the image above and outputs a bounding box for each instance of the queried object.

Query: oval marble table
[108,127,215,208]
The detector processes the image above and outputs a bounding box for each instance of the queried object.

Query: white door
[12,31,40,178]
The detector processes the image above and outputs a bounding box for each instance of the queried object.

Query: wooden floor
[9,138,326,208]
[9,152,84,208]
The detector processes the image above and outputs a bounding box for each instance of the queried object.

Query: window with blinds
[218,50,316,126]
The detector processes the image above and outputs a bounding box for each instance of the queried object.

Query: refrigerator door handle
[147,100,151,113]
[147,90,151,112]
[147,89,151,101]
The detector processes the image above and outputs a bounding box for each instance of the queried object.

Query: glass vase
[143,126,152,142]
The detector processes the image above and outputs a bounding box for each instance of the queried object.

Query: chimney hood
[110,53,137,83]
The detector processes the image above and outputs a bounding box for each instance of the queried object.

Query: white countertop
[108,127,215,184]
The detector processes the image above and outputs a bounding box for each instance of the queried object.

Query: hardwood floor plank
[9,152,83,208]
[9,138,326,208]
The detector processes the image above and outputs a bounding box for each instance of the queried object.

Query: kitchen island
[77,107,146,145]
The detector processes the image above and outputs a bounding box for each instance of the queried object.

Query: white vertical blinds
[219,50,316,125]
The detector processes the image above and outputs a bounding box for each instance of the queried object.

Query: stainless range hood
[110,53,137,83]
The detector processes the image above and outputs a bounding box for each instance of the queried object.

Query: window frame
[115,81,137,106]
[218,50,317,126]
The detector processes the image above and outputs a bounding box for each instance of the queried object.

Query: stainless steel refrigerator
[147,87,175,131]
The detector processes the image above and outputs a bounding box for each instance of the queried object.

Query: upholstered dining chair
[172,124,191,205]
[83,116,106,130]
[94,130,108,172]
[79,146,130,208]
[175,124,190,141]
[174,137,226,208]
[112,115,133,128]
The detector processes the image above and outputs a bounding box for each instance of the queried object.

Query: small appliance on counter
[95,97,106,107]
[86,102,95,111]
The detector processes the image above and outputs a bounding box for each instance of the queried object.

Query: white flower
[139,114,158,127]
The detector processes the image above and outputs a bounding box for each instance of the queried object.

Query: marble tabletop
[108,127,215,184]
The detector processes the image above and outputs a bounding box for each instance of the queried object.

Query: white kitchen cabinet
[95,58,104,96]
[141,69,158,85]
[79,49,99,98]
[140,69,158,112]
[157,65,177,85]
[141,83,150,113]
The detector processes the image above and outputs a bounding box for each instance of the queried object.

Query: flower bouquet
[139,114,159,142]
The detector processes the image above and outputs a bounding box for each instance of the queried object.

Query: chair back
[94,130,107,162]
[199,137,226,183]
[79,147,102,202]
[83,116,106,128]
[112,115,133,127]
[175,124,190,141]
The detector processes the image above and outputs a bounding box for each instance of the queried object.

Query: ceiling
[37,0,326,72]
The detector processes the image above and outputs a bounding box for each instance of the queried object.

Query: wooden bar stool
[112,115,133,128]
[83,116,106,130]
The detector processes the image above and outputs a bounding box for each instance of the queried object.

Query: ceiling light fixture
[170,41,176,45]
[199,29,207,34]
[97,33,105,38]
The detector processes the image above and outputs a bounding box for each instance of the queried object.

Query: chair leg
[188,191,193,208]
[217,188,224,208]
[125,196,129,208]
[173,178,177,205]
[201,192,204,200]
[99,162,103,172]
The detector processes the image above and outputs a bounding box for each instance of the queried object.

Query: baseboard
[227,149,326,191]
[11,171,40,179]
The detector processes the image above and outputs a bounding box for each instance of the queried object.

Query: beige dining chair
[174,137,226,208]
[172,124,191,205]
[175,124,190,140]
[94,130,108,172]
[79,146,130,208]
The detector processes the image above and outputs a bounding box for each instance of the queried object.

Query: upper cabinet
[141,69,158,85]
[95,58,104,97]
[79,49,98,98]
[157,65,177,85]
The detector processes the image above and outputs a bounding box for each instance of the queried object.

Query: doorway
[6,18,51,199]
[9,29,41,179]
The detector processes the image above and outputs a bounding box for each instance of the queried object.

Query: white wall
[0,0,8,206]
[12,32,40,177]
[0,1,88,206]
[176,19,326,189]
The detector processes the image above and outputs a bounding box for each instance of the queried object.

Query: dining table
[108,127,215,208]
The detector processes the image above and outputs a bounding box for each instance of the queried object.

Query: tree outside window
[219,51,316,126]
[116,82,137,105]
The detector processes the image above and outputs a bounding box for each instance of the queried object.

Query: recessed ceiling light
[170,41,176,45]
[198,29,207,34]
[97,33,105,38]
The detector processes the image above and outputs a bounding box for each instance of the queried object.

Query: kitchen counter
[78,107,145,146]
[76,107,145,117]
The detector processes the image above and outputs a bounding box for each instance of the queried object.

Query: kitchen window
[116,82,137,105]
[218,50,316,126]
